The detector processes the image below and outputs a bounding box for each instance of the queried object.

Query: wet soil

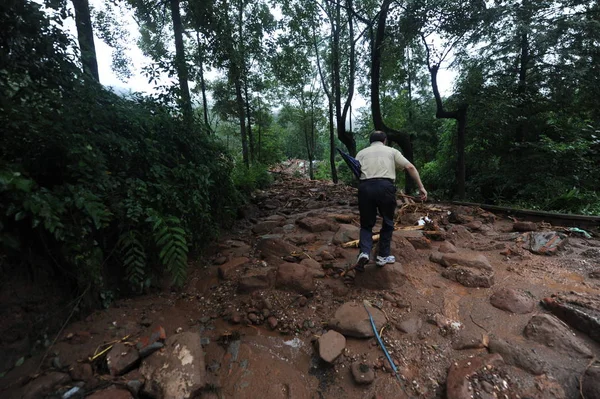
[1,171,599,399]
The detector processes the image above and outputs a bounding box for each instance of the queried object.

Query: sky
[66,0,455,108]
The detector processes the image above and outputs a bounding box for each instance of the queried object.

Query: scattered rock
[439,242,458,253]
[451,331,488,350]
[69,363,93,381]
[218,257,249,280]
[252,221,282,234]
[136,326,167,358]
[430,252,494,271]
[490,288,536,314]
[390,236,420,264]
[465,220,483,231]
[296,217,332,232]
[106,342,140,376]
[582,364,600,399]
[405,236,432,250]
[267,316,278,330]
[351,362,375,385]
[442,266,494,288]
[513,221,538,232]
[396,317,422,334]
[542,292,600,343]
[523,314,592,358]
[300,258,325,278]
[87,386,133,399]
[317,330,346,363]
[329,302,385,338]
[354,264,406,290]
[275,262,315,295]
[237,268,275,294]
[332,224,360,245]
[447,225,474,242]
[446,354,504,399]
[488,338,545,375]
[256,237,302,264]
[140,332,206,399]
[21,372,71,399]
[212,256,227,265]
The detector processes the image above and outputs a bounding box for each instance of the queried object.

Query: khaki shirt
[355,141,410,181]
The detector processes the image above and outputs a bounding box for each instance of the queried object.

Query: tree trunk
[515,31,529,143]
[244,78,255,163]
[333,0,356,156]
[195,32,210,132]
[170,0,193,125]
[371,0,414,191]
[429,65,467,199]
[235,76,249,167]
[72,0,99,82]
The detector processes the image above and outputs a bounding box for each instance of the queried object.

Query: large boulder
[106,342,140,376]
[237,268,275,294]
[275,262,315,294]
[218,257,249,280]
[523,314,592,358]
[490,288,536,314]
[296,217,333,233]
[256,237,302,265]
[542,292,600,343]
[488,338,545,375]
[430,252,493,271]
[329,302,385,338]
[354,263,406,290]
[140,332,206,399]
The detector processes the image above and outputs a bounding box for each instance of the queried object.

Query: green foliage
[0,1,245,299]
[232,162,273,194]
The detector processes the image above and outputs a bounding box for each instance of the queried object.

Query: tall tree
[72,0,99,81]
[169,0,193,125]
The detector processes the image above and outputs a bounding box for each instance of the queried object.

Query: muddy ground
[1,169,600,399]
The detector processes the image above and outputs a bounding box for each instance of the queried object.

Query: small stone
[318,330,346,363]
[267,316,278,330]
[298,296,308,307]
[247,313,259,324]
[351,362,375,385]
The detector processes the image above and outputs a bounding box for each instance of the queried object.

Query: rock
[21,372,71,399]
[442,266,494,288]
[136,326,167,358]
[237,268,276,294]
[329,302,385,338]
[451,331,488,350]
[140,332,206,399]
[465,220,483,231]
[265,214,286,223]
[354,263,406,290]
[331,214,354,223]
[247,313,258,324]
[390,236,419,264]
[275,262,315,295]
[521,231,568,255]
[317,330,346,363]
[446,354,504,399]
[430,252,493,271]
[524,314,592,358]
[252,221,282,235]
[447,225,474,242]
[405,236,431,249]
[488,338,545,375]
[332,224,360,245]
[218,257,250,280]
[267,316,278,330]
[396,317,422,334]
[542,292,600,343]
[212,256,227,265]
[106,342,140,376]
[300,258,325,278]
[582,364,600,399]
[319,250,336,260]
[351,362,375,385]
[490,288,536,314]
[296,217,332,232]
[513,221,538,232]
[256,237,302,265]
[87,386,133,399]
[429,313,463,333]
[590,269,600,279]
[287,233,317,245]
[69,363,93,381]
[439,242,458,253]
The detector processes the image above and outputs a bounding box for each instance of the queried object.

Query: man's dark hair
[369,130,387,143]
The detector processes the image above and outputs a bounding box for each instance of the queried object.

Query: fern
[118,230,147,292]
[147,214,188,287]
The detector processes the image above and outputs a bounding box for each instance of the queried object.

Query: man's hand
[419,187,428,201]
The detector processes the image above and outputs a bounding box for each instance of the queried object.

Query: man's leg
[358,182,377,256]
[377,183,397,258]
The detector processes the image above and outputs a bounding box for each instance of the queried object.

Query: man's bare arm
[405,164,427,201]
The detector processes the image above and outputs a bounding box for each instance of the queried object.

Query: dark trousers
[358,179,396,257]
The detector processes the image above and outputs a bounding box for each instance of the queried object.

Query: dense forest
[1,0,599,298]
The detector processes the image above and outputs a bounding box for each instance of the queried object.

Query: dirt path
[2,172,600,399]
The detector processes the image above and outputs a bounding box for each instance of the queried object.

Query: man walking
[354,131,427,272]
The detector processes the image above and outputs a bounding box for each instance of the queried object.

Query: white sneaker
[376,255,395,267]
[355,253,369,272]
